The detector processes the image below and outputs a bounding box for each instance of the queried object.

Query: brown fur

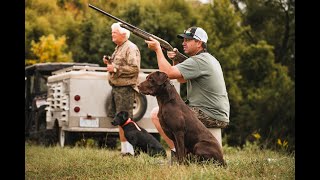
[138,71,226,165]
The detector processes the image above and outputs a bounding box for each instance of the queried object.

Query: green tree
[231,0,295,151]
[239,41,294,151]
[232,0,295,80]
[26,34,73,65]
[25,0,84,64]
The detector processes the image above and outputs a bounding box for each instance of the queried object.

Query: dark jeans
[107,86,134,118]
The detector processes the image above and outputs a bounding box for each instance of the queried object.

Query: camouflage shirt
[108,40,141,87]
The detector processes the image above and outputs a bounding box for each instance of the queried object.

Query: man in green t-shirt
[145,26,230,154]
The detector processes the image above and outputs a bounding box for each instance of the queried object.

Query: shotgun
[88,4,188,63]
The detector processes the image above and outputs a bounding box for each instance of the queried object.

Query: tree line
[25,0,295,152]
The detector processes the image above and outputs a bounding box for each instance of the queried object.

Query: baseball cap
[177,27,208,43]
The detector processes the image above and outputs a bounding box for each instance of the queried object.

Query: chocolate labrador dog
[111,111,167,158]
[137,71,226,165]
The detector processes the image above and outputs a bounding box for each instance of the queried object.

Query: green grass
[25,142,294,180]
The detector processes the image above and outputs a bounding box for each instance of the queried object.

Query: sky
[199,0,210,3]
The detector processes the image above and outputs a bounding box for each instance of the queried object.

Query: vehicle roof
[25,62,100,76]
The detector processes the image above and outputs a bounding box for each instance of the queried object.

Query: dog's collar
[122,118,141,131]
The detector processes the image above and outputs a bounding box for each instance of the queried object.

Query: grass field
[25,142,294,180]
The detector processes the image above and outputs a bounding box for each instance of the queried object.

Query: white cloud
[199,0,209,3]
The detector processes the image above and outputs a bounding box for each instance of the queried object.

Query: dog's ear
[165,84,177,100]
[155,71,168,85]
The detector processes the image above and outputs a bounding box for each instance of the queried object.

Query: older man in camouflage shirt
[103,22,141,156]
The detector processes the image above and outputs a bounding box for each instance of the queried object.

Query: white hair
[111,22,130,39]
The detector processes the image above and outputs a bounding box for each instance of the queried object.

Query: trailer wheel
[59,128,66,147]
[105,91,147,122]
[59,128,75,147]
[37,107,50,146]
[133,92,147,122]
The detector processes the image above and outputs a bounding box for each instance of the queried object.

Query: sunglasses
[184,30,201,41]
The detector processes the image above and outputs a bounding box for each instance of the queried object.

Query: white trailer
[45,65,180,147]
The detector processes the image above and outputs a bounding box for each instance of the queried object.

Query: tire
[105,91,148,122]
[59,128,74,147]
[37,106,46,132]
[59,128,66,147]
[37,106,50,146]
[28,105,49,145]
[133,92,147,122]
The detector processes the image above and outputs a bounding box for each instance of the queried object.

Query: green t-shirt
[176,52,230,122]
